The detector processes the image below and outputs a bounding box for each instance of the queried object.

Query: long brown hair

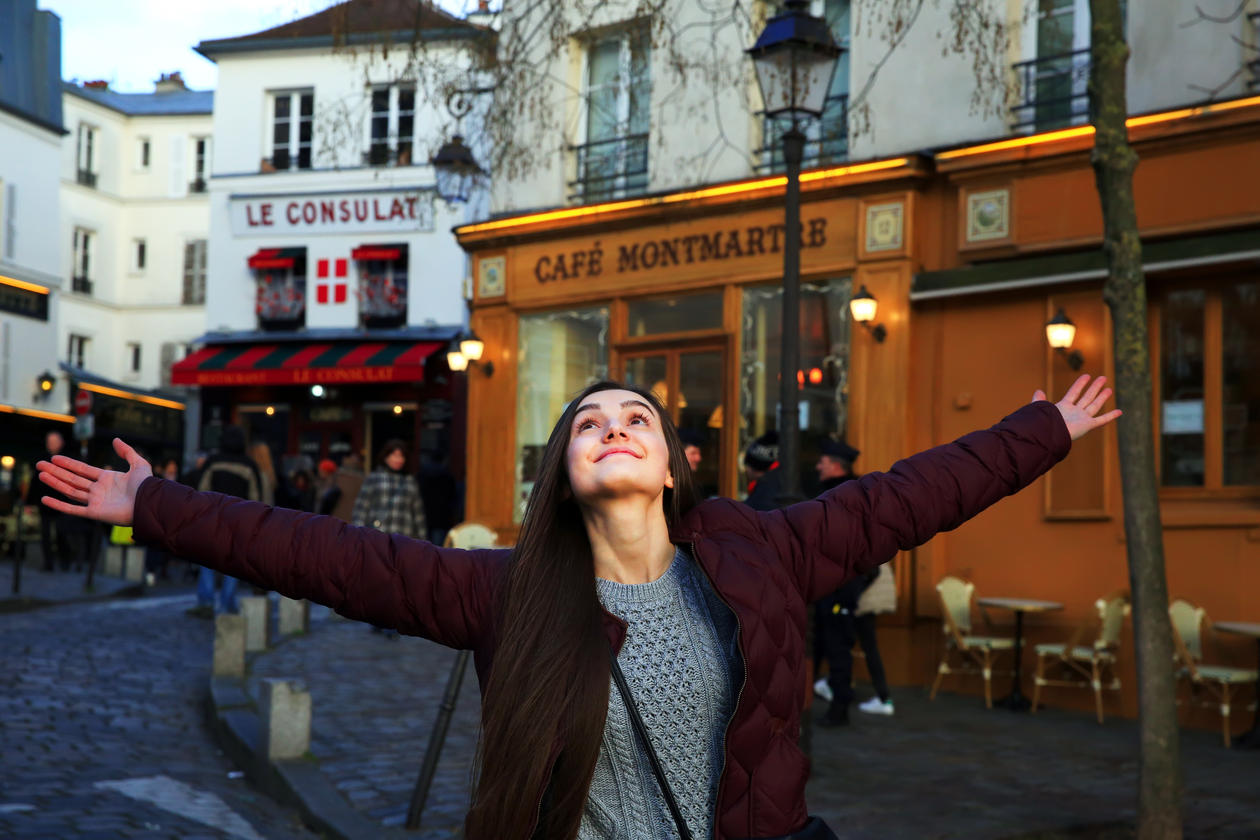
[466,381,699,840]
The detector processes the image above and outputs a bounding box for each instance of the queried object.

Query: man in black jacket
[24,430,73,571]
[741,431,781,512]
[188,426,266,617]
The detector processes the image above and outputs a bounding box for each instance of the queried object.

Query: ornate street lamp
[430,134,485,204]
[747,1,842,506]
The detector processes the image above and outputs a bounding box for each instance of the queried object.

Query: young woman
[351,439,426,539]
[36,375,1120,840]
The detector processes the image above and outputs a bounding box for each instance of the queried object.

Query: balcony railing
[1250,13,1259,90]
[71,275,93,295]
[1011,48,1091,132]
[188,178,207,194]
[569,133,649,203]
[76,169,97,188]
[362,144,415,167]
[756,93,849,173]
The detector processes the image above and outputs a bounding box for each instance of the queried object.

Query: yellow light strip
[80,382,186,411]
[0,274,51,295]
[0,403,74,423]
[937,95,1260,161]
[457,156,914,235]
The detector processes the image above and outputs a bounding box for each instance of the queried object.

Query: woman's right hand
[37,437,153,526]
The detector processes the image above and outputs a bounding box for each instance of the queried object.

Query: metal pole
[10,514,23,595]
[406,648,471,829]
[776,124,806,509]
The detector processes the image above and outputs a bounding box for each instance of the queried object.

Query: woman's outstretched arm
[765,374,1121,601]
[37,440,505,649]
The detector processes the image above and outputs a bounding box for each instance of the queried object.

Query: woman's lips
[596,448,639,461]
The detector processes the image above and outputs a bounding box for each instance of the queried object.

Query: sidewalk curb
[206,653,412,840]
[0,580,146,614]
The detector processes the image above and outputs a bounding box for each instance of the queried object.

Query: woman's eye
[577,419,597,431]
[629,413,649,425]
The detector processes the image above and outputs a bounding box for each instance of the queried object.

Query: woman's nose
[603,422,628,441]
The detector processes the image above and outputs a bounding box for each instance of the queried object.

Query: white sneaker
[858,697,894,716]
[813,678,834,703]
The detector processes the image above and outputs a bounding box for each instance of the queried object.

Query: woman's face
[385,449,406,471]
[565,388,674,505]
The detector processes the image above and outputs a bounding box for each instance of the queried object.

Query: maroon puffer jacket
[134,402,1069,839]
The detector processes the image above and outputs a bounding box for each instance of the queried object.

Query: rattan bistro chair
[1169,599,1259,748]
[929,576,1015,708]
[1030,590,1130,723]
[443,522,500,550]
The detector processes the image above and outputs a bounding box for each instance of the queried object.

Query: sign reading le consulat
[229,189,435,237]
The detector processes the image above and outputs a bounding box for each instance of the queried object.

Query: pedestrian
[144,458,181,583]
[418,451,458,545]
[741,430,780,511]
[314,458,341,516]
[810,436,861,708]
[328,452,365,522]
[247,441,280,508]
[352,439,425,638]
[23,430,73,571]
[37,375,1120,840]
[679,428,704,473]
[187,426,270,617]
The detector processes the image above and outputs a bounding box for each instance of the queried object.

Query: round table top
[1214,621,1260,638]
[976,597,1065,612]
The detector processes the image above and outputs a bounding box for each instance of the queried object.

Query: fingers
[39,460,94,493]
[1084,387,1114,416]
[40,496,92,518]
[1032,389,1047,402]
[39,471,91,503]
[1061,373,1091,404]
[1094,408,1123,427]
[1077,376,1107,409]
[46,454,102,481]
[114,438,146,470]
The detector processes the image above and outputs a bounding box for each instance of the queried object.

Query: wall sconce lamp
[447,331,493,377]
[36,370,56,399]
[1045,308,1084,370]
[849,286,887,342]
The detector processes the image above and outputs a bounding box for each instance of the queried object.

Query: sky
[42,0,472,93]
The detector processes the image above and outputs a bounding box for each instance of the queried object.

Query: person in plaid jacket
[351,439,426,539]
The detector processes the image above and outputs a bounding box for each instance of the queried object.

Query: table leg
[1233,640,1260,749]
[994,611,1031,711]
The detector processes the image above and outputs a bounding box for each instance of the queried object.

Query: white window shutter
[3,183,15,260]
[169,133,186,197]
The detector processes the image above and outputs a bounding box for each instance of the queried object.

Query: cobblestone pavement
[0,588,317,840]
[1,555,142,611]
[248,606,479,838]
[249,605,1259,840]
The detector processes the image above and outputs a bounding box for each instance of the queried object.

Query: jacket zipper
[688,538,747,838]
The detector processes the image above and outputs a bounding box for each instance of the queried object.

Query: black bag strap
[607,647,693,840]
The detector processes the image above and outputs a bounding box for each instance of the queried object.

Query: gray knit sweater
[581,548,739,840]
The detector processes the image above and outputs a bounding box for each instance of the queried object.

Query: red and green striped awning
[170,341,443,387]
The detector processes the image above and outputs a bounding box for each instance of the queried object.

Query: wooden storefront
[455,94,1260,727]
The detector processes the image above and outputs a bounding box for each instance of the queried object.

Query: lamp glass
[447,350,469,372]
[752,47,838,118]
[850,295,877,323]
[459,337,484,361]
[1046,322,1076,349]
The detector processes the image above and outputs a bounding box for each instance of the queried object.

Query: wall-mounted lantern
[849,285,887,342]
[1045,308,1084,370]
[447,331,493,377]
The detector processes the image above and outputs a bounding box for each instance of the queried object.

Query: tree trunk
[1087,2,1183,838]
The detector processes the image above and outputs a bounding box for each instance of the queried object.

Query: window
[190,137,209,192]
[351,244,408,327]
[740,278,852,497]
[365,85,416,166]
[4,182,15,260]
[268,90,314,171]
[253,248,307,329]
[126,342,142,374]
[1012,0,1095,131]
[573,27,650,201]
[182,239,207,305]
[67,333,89,368]
[76,124,98,187]
[761,0,850,172]
[133,238,147,272]
[138,137,151,169]
[515,306,609,520]
[1155,277,1260,492]
[72,228,93,294]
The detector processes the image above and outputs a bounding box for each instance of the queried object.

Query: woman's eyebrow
[621,399,653,413]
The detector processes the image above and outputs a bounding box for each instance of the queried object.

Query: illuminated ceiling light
[392,404,403,415]
[1,455,14,469]
[265,405,276,416]
[310,384,326,398]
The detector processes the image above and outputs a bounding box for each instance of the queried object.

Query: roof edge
[195,26,490,60]
[0,99,67,136]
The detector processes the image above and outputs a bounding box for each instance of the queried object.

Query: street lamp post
[747,0,842,506]
[749,0,841,757]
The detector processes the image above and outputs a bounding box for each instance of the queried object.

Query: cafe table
[975,597,1064,711]
[1213,621,1260,748]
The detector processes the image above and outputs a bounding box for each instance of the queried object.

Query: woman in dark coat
[35,375,1119,840]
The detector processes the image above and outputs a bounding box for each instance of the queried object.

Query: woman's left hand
[1033,374,1123,441]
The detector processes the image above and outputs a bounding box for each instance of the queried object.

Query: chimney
[155,71,187,93]
[478,0,489,10]
[84,80,110,90]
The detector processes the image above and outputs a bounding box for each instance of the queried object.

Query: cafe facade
[455,95,1260,724]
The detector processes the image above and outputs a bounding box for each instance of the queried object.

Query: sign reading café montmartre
[229,188,435,237]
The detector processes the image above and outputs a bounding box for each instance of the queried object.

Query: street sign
[73,414,94,441]
[74,389,93,415]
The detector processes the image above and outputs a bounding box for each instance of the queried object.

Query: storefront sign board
[505,197,858,306]
[229,189,435,237]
